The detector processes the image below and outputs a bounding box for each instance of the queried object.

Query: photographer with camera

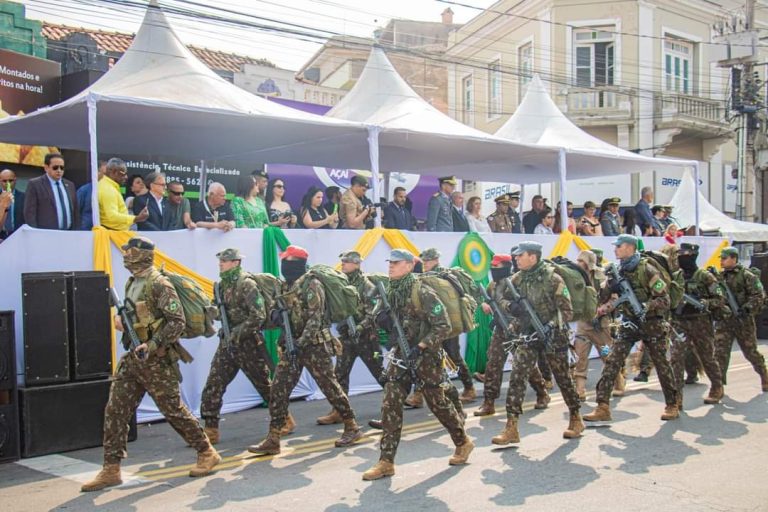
[339,175,375,229]
[266,178,297,229]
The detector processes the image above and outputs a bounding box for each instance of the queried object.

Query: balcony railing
[562,86,633,115]
[655,93,725,124]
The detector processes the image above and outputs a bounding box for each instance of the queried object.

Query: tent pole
[693,162,700,236]
[199,160,207,200]
[367,125,382,228]
[87,94,100,227]
[558,148,568,233]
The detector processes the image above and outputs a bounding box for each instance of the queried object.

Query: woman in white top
[464,196,491,233]
[533,210,556,235]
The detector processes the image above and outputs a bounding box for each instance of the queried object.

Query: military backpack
[243,272,284,329]
[412,267,479,337]
[546,257,599,323]
[145,267,217,339]
[303,264,361,323]
[639,250,685,309]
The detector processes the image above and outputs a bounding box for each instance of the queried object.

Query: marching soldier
[506,191,522,234]
[201,249,294,444]
[584,235,680,423]
[82,236,220,492]
[492,242,583,446]
[670,243,725,406]
[363,249,473,480]
[317,251,384,425]
[249,245,362,455]
[487,195,513,233]
[714,247,768,391]
[426,177,456,232]
[475,253,549,417]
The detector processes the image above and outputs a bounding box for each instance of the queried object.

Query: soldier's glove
[376,371,389,386]
[270,309,285,327]
[697,300,709,313]
[539,321,556,342]
[337,323,350,338]
[375,310,394,331]
[407,344,424,362]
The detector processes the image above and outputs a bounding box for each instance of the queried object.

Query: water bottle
[600,345,611,358]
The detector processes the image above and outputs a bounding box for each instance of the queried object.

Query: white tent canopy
[670,168,768,242]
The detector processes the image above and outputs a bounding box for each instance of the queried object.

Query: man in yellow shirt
[98,158,148,230]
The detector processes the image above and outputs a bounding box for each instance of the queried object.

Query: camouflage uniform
[487,209,513,233]
[503,261,581,417]
[378,274,468,463]
[104,268,209,463]
[670,267,724,400]
[594,258,678,408]
[268,275,356,431]
[339,189,365,229]
[714,264,767,384]
[201,269,272,429]
[334,270,384,392]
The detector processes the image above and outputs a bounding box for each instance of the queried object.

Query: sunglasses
[273,184,284,189]
[51,165,65,171]
[168,190,184,196]
[0,179,15,183]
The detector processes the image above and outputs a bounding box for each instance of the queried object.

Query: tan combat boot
[704,385,724,404]
[189,447,221,477]
[473,398,495,417]
[534,390,551,410]
[583,402,612,422]
[80,463,122,492]
[204,427,220,445]
[613,372,626,397]
[676,393,684,411]
[448,438,475,465]
[362,460,395,481]
[491,417,520,445]
[460,387,477,403]
[248,427,281,455]
[335,418,363,447]
[404,390,424,408]
[563,412,586,439]
[543,379,554,390]
[661,404,680,420]
[280,413,296,436]
[575,376,587,401]
[316,409,342,425]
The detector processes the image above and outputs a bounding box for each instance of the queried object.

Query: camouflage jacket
[125,268,185,350]
[391,279,452,352]
[486,279,521,334]
[284,275,330,346]
[620,259,670,317]
[347,270,377,332]
[677,267,726,317]
[722,264,766,315]
[220,273,267,336]
[508,262,573,332]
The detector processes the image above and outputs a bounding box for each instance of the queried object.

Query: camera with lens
[269,211,294,222]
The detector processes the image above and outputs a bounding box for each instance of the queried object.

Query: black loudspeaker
[22,273,70,386]
[0,391,20,463]
[67,272,112,381]
[19,380,137,458]
[0,311,16,391]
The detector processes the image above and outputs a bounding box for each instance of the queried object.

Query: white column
[558,148,568,233]
[199,160,207,199]
[367,126,382,228]
[693,162,701,236]
[87,94,100,227]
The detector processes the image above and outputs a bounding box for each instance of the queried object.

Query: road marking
[16,454,148,487]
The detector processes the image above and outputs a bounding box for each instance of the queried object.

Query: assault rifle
[503,277,553,352]
[213,282,230,350]
[722,280,742,317]
[276,295,298,369]
[606,263,646,322]
[479,285,512,339]
[109,287,145,359]
[345,315,358,339]
[375,281,418,382]
[675,293,706,315]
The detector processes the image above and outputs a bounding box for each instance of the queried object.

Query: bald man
[0,169,25,239]
[191,182,235,231]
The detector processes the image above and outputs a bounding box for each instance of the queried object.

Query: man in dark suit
[383,186,415,230]
[132,171,170,231]
[0,169,25,240]
[23,153,79,230]
[451,191,470,232]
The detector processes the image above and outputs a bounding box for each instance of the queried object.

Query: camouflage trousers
[104,351,209,463]
[269,340,355,431]
[715,316,767,384]
[201,333,273,428]
[671,316,722,396]
[484,330,545,401]
[334,330,384,394]
[379,348,466,463]
[505,331,580,417]
[442,336,473,390]
[596,318,677,407]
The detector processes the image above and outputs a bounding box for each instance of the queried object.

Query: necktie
[55,181,70,230]
[6,196,14,232]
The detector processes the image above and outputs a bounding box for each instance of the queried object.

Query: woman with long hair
[265,178,296,228]
[300,187,338,229]
[577,201,602,236]
[552,201,576,234]
[464,196,490,233]
[124,174,148,211]
[231,174,268,228]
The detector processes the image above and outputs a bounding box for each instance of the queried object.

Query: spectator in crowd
[487,195,513,233]
[98,157,148,231]
[24,153,80,231]
[76,161,106,230]
[451,191,469,232]
[533,208,555,235]
[251,169,269,199]
[300,186,338,229]
[383,186,415,230]
[553,201,575,234]
[323,186,341,215]
[464,196,490,233]
[192,182,235,231]
[132,171,170,231]
[360,193,378,229]
[265,178,297,229]
[664,223,682,244]
[0,169,25,239]
[600,197,622,236]
[231,174,268,228]
[165,181,195,230]
[577,201,602,236]
[125,174,148,213]
[663,205,678,229]
[651,205,666,233]
[427,176,456,232]
[506,191,522,233]
[523,194,546,234]
[635,186,660,236]
[623,208,642,236]
[339,175,373,229]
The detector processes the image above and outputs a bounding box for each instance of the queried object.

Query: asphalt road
[2,344,768,512]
